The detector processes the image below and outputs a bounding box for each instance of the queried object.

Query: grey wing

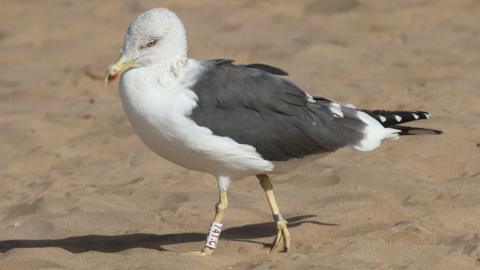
[189,59,367,161]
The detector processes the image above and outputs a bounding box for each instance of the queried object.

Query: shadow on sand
[0,215,337,253]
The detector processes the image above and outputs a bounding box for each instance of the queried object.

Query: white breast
[118,61,273,180]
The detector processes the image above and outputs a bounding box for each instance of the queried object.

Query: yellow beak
[104,55,135,87]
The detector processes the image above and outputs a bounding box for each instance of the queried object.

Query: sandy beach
[1,0,479,269]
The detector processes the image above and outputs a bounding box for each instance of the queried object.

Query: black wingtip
[391,125,443,136]
[361,109,434,127]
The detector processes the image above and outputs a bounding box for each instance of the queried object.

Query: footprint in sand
[5,198,44,220]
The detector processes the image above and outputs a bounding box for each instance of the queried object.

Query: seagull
[104,7,441,255]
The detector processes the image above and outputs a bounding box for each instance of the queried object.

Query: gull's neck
[143,57,190,88]
[148,25,189,83]
[167,56,188,77]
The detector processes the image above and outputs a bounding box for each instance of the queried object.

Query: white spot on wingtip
[394,115,402,122]
[424,113,431,119]
[379,115,387,122]
[412,113,419,120]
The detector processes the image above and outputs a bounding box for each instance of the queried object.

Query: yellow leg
[257,174,291,252]
[189,189,228,256]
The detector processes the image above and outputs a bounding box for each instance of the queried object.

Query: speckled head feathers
[122,8,188,67]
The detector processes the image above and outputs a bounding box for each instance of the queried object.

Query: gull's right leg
[188,176,229,256]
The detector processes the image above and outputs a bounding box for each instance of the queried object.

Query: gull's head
[105,8,187,86]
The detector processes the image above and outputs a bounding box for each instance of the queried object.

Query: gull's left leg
[190,176,229,256]
[257,174,291,252]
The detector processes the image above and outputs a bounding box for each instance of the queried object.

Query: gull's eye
[146,39,158,48]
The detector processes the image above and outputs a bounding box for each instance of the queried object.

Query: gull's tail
[361,109,442,135]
